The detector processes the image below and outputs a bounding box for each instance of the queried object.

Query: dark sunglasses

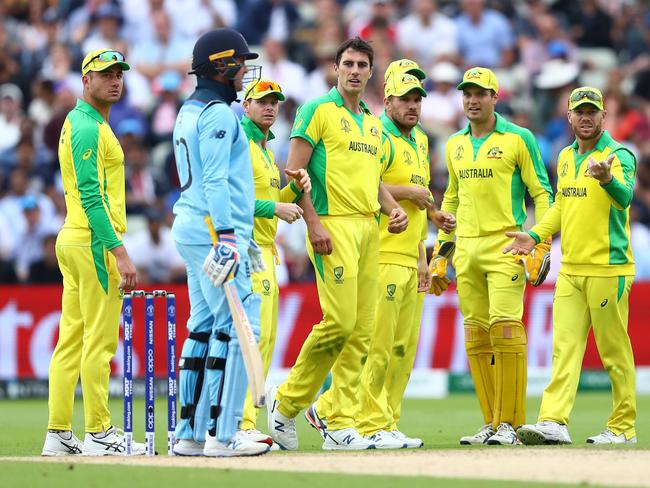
[83,50,125,70]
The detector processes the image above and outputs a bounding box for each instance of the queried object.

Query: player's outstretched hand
[275,202,303,223]
[307,220,333,255]
[388,207,408,233]
[587,153,614,184]
[430,210,456,233]
[503,231,536,255]
[285,168,312,193]
[203,234,239,287]
[417,256,432,292]
[518,238,551,286]
[248,238,266,274]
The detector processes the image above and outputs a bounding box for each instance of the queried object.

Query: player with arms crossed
[42,48,146,456]
[237,79,311,444]
[435,68,553,445]
[171,28,269,457]
[508,87,638,445]
[267,37,408,451]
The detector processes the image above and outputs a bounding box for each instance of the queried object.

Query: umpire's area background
[2,282,650,399]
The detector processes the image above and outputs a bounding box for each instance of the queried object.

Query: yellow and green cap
[384,58,426,81]
[457,67,498,94]
[385,73,427,98]
[568,86,604,111]
[81,48,130,75]
[243,79,285,101]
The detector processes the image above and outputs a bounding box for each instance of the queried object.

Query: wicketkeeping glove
[248,238,266,274]
[202,232,239,287]
[517,238,551,287]
[428,241,455,296]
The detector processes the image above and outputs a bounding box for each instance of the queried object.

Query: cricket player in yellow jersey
[508,87,638,445]
[267,38,408,451]
[42,48,146,456]
[435,67,554,445]
[237,79,311,443]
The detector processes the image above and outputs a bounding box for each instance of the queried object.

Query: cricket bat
[205,216,266,408]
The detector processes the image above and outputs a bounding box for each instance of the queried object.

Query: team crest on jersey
[262,279,271,295]
[334,266,344,283]
[370,126,380,138]
[454,145,464,161]
[403,150,414,165]
[560,161,568,177]
[340,118,351,133]
[487,147,503,159]
[386,284,396,301]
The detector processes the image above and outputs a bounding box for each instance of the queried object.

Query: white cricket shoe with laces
[173,439,205,456]
[459,424,495,445]
[203,430,270,457]
[323,428,376,450]
[237,429,273,445]
[41,430,83,456]
[390,429,423,448]
[587,429,637,444]
[366,430,406,449]
[82,426,146,456]
[266,385,298,450]
[517,421,572,445]
[486,423,520,445]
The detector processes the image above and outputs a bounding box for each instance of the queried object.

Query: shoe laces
[496,423,514,434]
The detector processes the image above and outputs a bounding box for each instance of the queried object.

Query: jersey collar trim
[380,111,414,140]
[570,130,612,152]
[75,99,104,123]
[328,87,371,114]
[459,112,508,135]
[241,115,275,142]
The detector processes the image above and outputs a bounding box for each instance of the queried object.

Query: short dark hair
[335,37,374,68]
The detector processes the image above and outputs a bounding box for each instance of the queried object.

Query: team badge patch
[386,284,396,301]
[370,126,380,138]
[334,266,344,283]
[262,279,271,294]
[487,147,503,159]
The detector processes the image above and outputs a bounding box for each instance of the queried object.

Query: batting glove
[248,238,266,274]
[202,232,239,287]
[517,238,551,287]
[428,240,455,296]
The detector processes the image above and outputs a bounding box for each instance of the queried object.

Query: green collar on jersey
[459,111,508,136]
[241,115,275,143]
[570,130,613,152]
[74,99,105,123]
[327,87,371,114]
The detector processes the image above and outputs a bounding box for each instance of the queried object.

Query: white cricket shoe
[486,423,520,445]
[304,402,327,439]
[390,429,424,448]
[82,426,146,456]
[203,430,270,457]
[517,421,572,445]
[41,430,83,456]
[459,424,495,445]
[366,430,406,449]
[173,439,205,456]
[587,429,637,444]
[237,429,273,446]
[323,428,376,450]
[266,385,298,450]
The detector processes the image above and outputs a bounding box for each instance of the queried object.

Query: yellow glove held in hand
[517,238,551,287]
[428,241,455,296]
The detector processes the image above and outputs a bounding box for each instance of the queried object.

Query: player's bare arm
[417,241,432,292]
[427,207,456,233]
[383,184,434,210]
[378,183,408,233]
[286,136,332,254]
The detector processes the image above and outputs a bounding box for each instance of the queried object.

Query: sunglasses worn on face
[246,80,281,99]
[570,90,602,103]
[83,50,126,70]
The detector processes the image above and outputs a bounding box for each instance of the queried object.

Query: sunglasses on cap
[82,50,126,70]
[245,80,282,99]
[569,90,602,104]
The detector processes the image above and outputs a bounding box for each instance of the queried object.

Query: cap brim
[248,90,285,101]
[457,80,491,91]
[569,100,603,111]
[83,60,130,75]
[387,86,427,98]
[408,67,427,80]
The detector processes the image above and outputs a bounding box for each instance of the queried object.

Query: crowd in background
[1,0,650,285]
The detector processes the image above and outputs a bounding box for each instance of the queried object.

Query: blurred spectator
[124,143,168,215]
[149,71,183,145]
[27,78,57,131]
[81,2,124,54]
[0,83,24,152]
[569,0,614,48]
[166,0,238,39]
[122,206,185,283]
[261,38,308,104]
[27,233,62,284]
[396,0,458,70]
[40,43,82,95]
[0,204,18,283]
[456,0,515,68]
[350,0,397,42]
[19,7,64,80]
[42,85,77,156]
[237,0,300,45]
[519,13,579,76]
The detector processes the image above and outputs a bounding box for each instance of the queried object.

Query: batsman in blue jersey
[171,28,269,457]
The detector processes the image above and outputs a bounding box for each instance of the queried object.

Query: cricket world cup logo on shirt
[334,266,344,284]
[454,145,464,161]
[403,150,414,166]
[340,118,351,133]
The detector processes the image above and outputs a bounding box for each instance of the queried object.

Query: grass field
[1,393,647,487]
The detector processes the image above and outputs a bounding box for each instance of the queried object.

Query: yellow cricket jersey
[58,99,125,250]
[438,113,553,240]
[242,116,302,247]
[378,113,430,268]
[530,131,636,277]
[290,87,382,217]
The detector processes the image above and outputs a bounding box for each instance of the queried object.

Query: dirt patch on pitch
[7,449,648,487]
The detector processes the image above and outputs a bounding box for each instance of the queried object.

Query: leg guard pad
[175,336,209,440]
[490,320,527,428]
[465,323,495,425]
